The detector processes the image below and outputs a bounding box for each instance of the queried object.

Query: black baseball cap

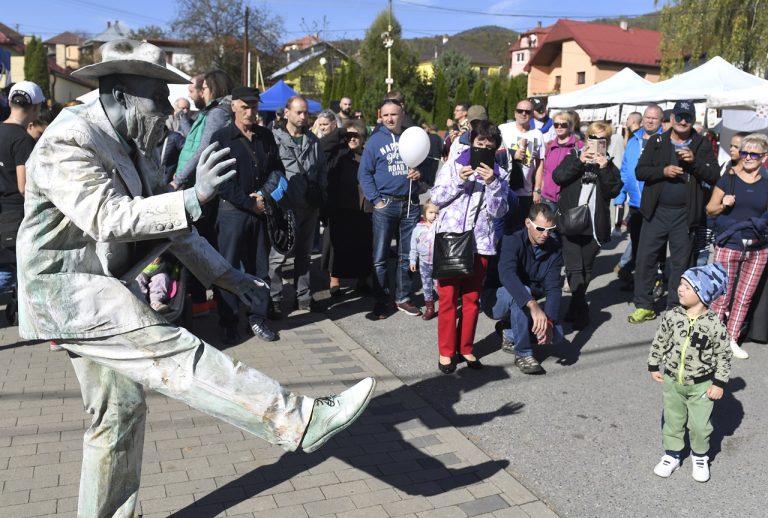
[672,100,695,119]
[232,86,260,102]
[530,97,547,112]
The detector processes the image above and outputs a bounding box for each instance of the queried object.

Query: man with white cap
[17,40,375,517]
[0,80,45,293]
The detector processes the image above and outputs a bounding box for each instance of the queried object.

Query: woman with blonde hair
[534,111,583,214]
[553,121,623,328]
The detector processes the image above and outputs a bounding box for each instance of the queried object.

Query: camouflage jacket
[647,306,731,388]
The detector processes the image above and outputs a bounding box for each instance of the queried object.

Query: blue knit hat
[681,263,727,306]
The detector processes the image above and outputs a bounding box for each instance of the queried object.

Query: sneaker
[501,336,515,354]
[150,301,170,313]
[653,455,680,478]
[562,278,571,293]
[251,321,278,342]
[691,455,710,482]
[514,355,544,374]
[267,301,283,321]
[628,307,656,324]
[366,301,392,320]
[729,340,749,359]
[396,301,422,317]
[301,377,376,453]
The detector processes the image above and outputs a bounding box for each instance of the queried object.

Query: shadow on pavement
[169,367,518,517]
[710,376,746,461]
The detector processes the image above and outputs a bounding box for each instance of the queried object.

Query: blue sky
[4,0,660,42]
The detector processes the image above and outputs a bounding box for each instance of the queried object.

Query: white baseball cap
[9,81,45,106]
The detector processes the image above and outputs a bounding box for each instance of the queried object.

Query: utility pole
[242,6,249,86]
[381,0,394,92]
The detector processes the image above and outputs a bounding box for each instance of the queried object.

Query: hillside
[592,11,661,31]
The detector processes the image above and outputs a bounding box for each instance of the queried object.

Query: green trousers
[662,374,714,455]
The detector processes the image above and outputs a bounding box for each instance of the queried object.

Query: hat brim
[72,60,190,84]
[234,95,260,102]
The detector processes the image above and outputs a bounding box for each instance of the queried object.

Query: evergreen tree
[24,36,50,100]
[454,75,470,107]
[487,77,505,124]
[322,73,334,109]
[505,75,528,121]
[433,50,473,100]
[331,66,346,103]
[432,69,449,129]
[412,71,435,125]
[470,78,487,108]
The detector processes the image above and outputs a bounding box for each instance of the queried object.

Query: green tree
[173,0,283,81]
[657,0,768,75]
[506,74,528,120]
[357,9,419,122]
[432,68,449,129]
[470,78,486,107]
[23,36,50,99]
[487,77,505,124]
[331,66,346,102]
[322,73,333,109]
[433,50,473,100]
[129,25,168,40]
[454,75,470,107]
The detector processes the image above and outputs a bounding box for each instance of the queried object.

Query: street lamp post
[381,30,393,92]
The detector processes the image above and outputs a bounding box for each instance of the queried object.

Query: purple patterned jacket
[429,148,509,256]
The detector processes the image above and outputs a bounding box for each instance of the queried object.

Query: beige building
[525,19,661,97]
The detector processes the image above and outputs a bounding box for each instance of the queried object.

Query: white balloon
[398,126,431,168]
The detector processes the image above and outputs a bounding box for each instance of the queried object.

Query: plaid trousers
[710,245,768,341]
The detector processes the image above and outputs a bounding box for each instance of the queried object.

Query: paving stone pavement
[0,309,559,517]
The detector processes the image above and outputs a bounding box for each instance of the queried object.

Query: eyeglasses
[516,109,532,115]
[553,122,569,129]
[675,113,693,124]
[347,133,360,140]
[532,223,557,233]
[587,135,605,140]
[739,151,765,161]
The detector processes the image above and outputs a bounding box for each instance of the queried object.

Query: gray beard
[125,95,168,157]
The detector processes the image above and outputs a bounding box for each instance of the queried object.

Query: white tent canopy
[548,68,652,109]
[620,56,768,104]
[75,64,197,110]
[707,84,768,110]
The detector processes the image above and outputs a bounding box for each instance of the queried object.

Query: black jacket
[635,129,719,227]
[553,153,623,244]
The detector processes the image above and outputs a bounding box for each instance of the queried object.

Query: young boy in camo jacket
[647,262,732,483]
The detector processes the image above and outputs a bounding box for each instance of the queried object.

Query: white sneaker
[653,455,680,477]
[730,340,749,359]
[691,455,710,482]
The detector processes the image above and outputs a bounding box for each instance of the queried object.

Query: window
[554,75,561,91]
[479,67,489,77]
[516,52,525,63]
[577,71,586,84]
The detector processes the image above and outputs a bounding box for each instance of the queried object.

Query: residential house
[507,25,550,78]
[417,39,503,80]
[525,19,661,97]
[281,35,321,64]
[0,22,26,83]
[144,38,195,72]
[268,41,350,101]
[44,31,85,70]
[80,20,129,66]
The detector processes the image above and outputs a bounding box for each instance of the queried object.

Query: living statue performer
[16,39,375,518]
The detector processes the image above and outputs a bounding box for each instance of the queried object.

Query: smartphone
[470,146,495,169]
[585,138,606,162]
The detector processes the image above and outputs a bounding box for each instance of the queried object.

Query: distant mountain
[592,12,661,31]
[331,25,518,66]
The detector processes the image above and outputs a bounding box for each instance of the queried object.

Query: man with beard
[16,40,375,517]
[338,96,353,123]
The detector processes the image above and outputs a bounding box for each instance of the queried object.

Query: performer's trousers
[59,324,314,518]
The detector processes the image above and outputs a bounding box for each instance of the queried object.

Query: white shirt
[498,123,545,196]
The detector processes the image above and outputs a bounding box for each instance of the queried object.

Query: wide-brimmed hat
[72,39,189,84]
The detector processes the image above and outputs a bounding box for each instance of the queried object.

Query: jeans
[60,324,313,518]
[0,264,15,292]
[371,197,420,303]
[217,207,270,326]
[269,206,318,304]
[484,285,563,357]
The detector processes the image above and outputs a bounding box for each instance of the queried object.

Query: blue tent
[259,80,321,113]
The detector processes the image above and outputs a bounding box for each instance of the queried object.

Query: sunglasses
[587,135,605,140]
[516,109,532,115]
[553,122,569,129]
[675,113,693,124]
[739,151,765,160]
[347,132,360,139]
[532,223,557,233]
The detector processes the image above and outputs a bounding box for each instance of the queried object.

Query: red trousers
[436,255,489,357]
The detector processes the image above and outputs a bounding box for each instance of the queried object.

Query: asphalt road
[311,234,768,518]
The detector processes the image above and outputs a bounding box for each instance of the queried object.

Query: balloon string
[407,179,412,218]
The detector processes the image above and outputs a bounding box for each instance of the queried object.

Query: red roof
[282,35,320,51]
[508,27,551,53]
[44,31,86,46]
[527,19,661,70]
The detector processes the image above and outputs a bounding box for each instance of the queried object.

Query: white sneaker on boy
[729,340,749,359]
[691,455,710,482]
[653,455,680,478]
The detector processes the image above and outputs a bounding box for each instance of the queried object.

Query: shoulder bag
[557,182,595,236]
[432,185,485,279]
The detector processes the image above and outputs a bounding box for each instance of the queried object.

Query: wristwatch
[533,189,542,194]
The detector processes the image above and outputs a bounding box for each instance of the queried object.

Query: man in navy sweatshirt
[484,203,563,374]
[358,99,424,319]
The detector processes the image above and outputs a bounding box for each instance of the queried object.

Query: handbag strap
[461,182,485,231]
[583,182,595,204]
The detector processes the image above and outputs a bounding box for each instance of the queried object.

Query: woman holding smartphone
[535,111,583,214]
[430,121,509,373]
[553,122,623,329]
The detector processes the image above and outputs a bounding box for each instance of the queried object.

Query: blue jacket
[498,228,563,321]
[358,125,413,206]
[613,127,662,207]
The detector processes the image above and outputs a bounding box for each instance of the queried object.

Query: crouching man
[16,40,375,517]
